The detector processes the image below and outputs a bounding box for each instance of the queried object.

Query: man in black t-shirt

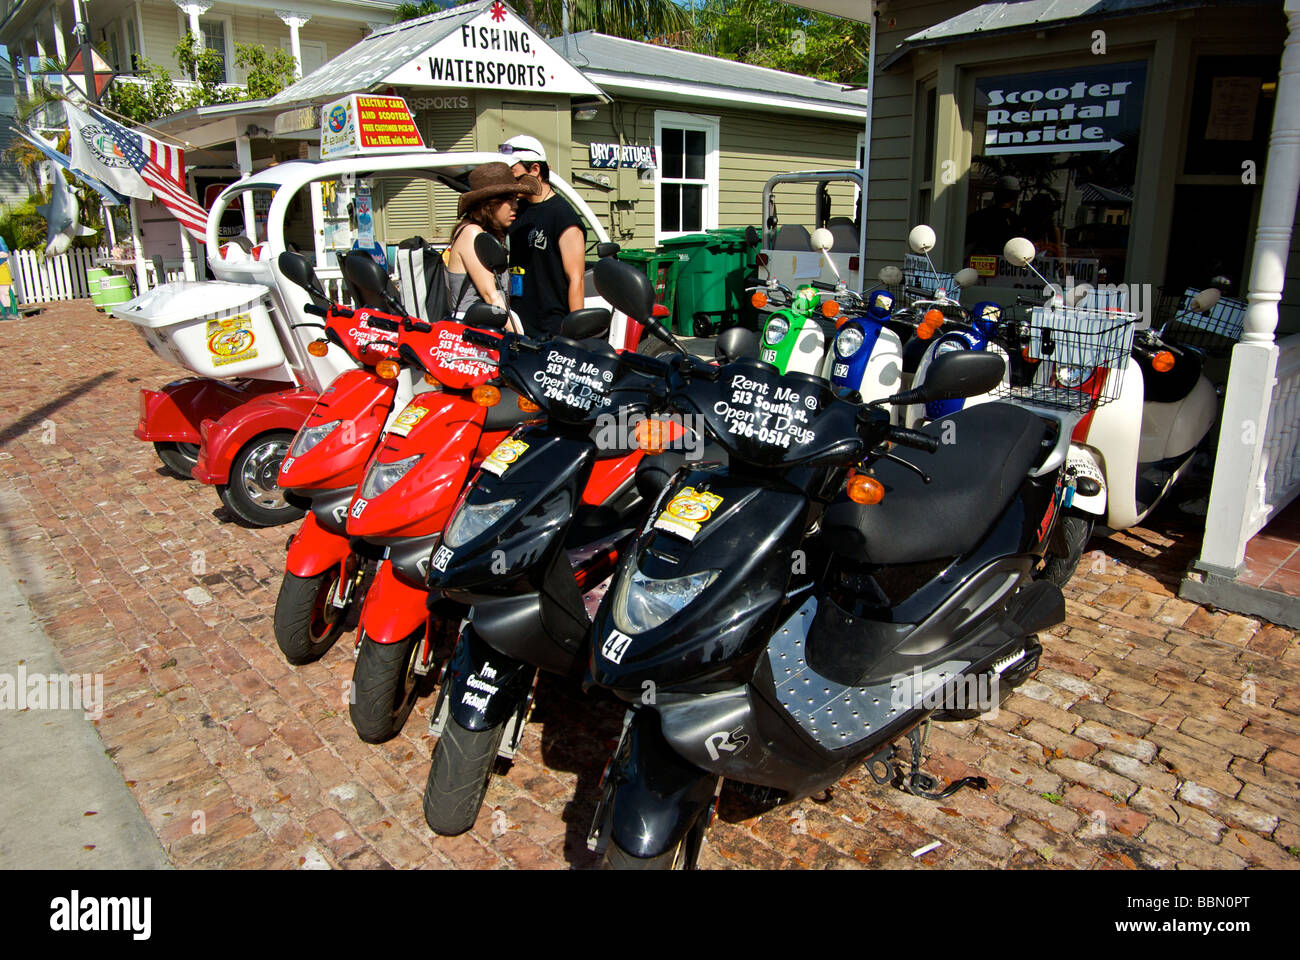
[500,135,587,336]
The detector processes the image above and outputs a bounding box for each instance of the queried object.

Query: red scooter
[271,251,412,663]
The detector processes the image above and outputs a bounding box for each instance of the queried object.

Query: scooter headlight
[444,498,519,548]
[834,325,864,358]
[290,419,341,456]
[763,316,789,345]
[612,566,721,635]
[359,453,422,500]
[1054,364,1094,388]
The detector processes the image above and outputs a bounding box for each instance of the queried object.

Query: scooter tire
[154,441,199,479]
[423,715,506,836]
[1040,515,1095,588]
[350,629,427,744]
[274,570,348,665]
[217,431,304,527]
[636,335,676,358]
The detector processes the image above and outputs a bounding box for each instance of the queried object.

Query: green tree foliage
[684,0,870,85]
[174,32,241,110]
[394,0,689,42]
[235,42,300,100]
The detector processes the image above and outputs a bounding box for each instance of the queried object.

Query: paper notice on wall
[1204,76,1260,141]
[791,252,822,280]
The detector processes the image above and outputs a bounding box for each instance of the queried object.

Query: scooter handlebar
[303,303,328,318]
[888,427,941,453]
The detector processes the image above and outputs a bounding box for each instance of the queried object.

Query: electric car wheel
[154,441,199,479]
[218,431,303,527]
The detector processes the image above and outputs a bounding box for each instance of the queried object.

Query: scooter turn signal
[472,385,501,407]
[847,474,885,505]
[1152,350,1175,373]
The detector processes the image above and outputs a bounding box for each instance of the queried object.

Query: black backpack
[394,236,452,322]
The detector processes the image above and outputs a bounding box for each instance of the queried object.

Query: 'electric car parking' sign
[978,62,1147,156]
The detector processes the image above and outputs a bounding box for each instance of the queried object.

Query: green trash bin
[659,228,757,336]
[617,247,680,321]
[98,275,133,308]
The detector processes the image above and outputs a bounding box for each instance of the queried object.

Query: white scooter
[999,237,1219,580]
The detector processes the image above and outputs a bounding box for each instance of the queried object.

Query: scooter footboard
[602,708,717,860]
[445,626,537,731]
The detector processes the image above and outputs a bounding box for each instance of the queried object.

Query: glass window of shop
[964,61,1147,292]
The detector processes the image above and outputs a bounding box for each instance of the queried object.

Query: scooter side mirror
[953,267,979,289]
[878,265,903,285]
[1003,237,1037,267]
[913,350,1005,402]
[462,301,509,330]
[473,231,508,273]
[810,227,834,253]
[277,251,330,306]
[343,250,394,310]
[560,307,611,340]
[1064,284,1091,308]
[908,224,936,255]
[715,327,758,363]
[596,242,621,259]
[594,258,687,356]
[744,225,760,248]
[1191,287,1222,313]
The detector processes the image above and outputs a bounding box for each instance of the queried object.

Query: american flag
[92,109,208,241]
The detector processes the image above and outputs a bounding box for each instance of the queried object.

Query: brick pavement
[0,300,1297,870]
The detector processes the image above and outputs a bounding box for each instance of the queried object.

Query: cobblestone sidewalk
[0,301,1296,869]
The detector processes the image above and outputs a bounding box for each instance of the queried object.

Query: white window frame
[176,10,235,84]
[653,109,720,244]
[279,37,327,77]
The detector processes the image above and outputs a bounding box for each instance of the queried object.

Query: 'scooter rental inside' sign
[978,62,1147,156]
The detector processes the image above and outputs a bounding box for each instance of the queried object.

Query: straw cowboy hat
[458,162,539,216]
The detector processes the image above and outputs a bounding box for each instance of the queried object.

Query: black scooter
[418,295,690,836]
[583,259,1076,869]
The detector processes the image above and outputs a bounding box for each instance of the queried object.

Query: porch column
[174,1,211,43]
[1196,0,1300,574]
[236,134,256,243]
[51,8,67,65]
[276,10,311,79]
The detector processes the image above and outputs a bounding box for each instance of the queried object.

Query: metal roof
[551,31,869,109]
[267,1,489,105]
[879,0,1263,68]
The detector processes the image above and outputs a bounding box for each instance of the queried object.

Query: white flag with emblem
[65,100,152,200]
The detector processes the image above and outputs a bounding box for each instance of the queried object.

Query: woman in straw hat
[446,162,539,327]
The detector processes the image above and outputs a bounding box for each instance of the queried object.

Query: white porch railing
[1256,334,1300,527]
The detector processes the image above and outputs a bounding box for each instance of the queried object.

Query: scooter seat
[823,403,1047,565]
[482,388,540,431]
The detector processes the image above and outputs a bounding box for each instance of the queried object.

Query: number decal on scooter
[653,487,724,541]
[481,438,529,476]
[351,498,368,518]
[431,545,454,572]
[601,629,634,665]
[832,363,849,379]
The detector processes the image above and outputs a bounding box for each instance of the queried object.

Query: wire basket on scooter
[902,253,962,299]
[1156,286,1246,358]
[991,303,1139,412]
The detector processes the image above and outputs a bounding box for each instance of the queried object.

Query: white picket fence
[10,246,112,304]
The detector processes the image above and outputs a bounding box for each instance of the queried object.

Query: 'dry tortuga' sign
[320,94,425,159]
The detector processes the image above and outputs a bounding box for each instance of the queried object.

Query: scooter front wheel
[350,629,429,744]
[153,441,199,479]
[274,570,348,665]
[1040,515,1095,588]
[218,431,304,527]
[423,715,506,836]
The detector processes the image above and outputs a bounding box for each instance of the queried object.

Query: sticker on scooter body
[387,402,430,437]
[481,438,529,476]
[600,629,634,664]
[653,486,723,541]
[351,498,368,518]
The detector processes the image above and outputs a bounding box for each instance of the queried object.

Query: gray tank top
[446,226,509,318]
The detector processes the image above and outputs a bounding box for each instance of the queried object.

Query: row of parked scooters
[150,222,1219,868]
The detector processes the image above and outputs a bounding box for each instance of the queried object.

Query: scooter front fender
[357,559,429,644]
[192,387,319,485]
[446,626,536,731]
[604,708,716,860]
[285,510,352,578]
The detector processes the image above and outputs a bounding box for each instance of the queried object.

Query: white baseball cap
[499,134,547,164]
